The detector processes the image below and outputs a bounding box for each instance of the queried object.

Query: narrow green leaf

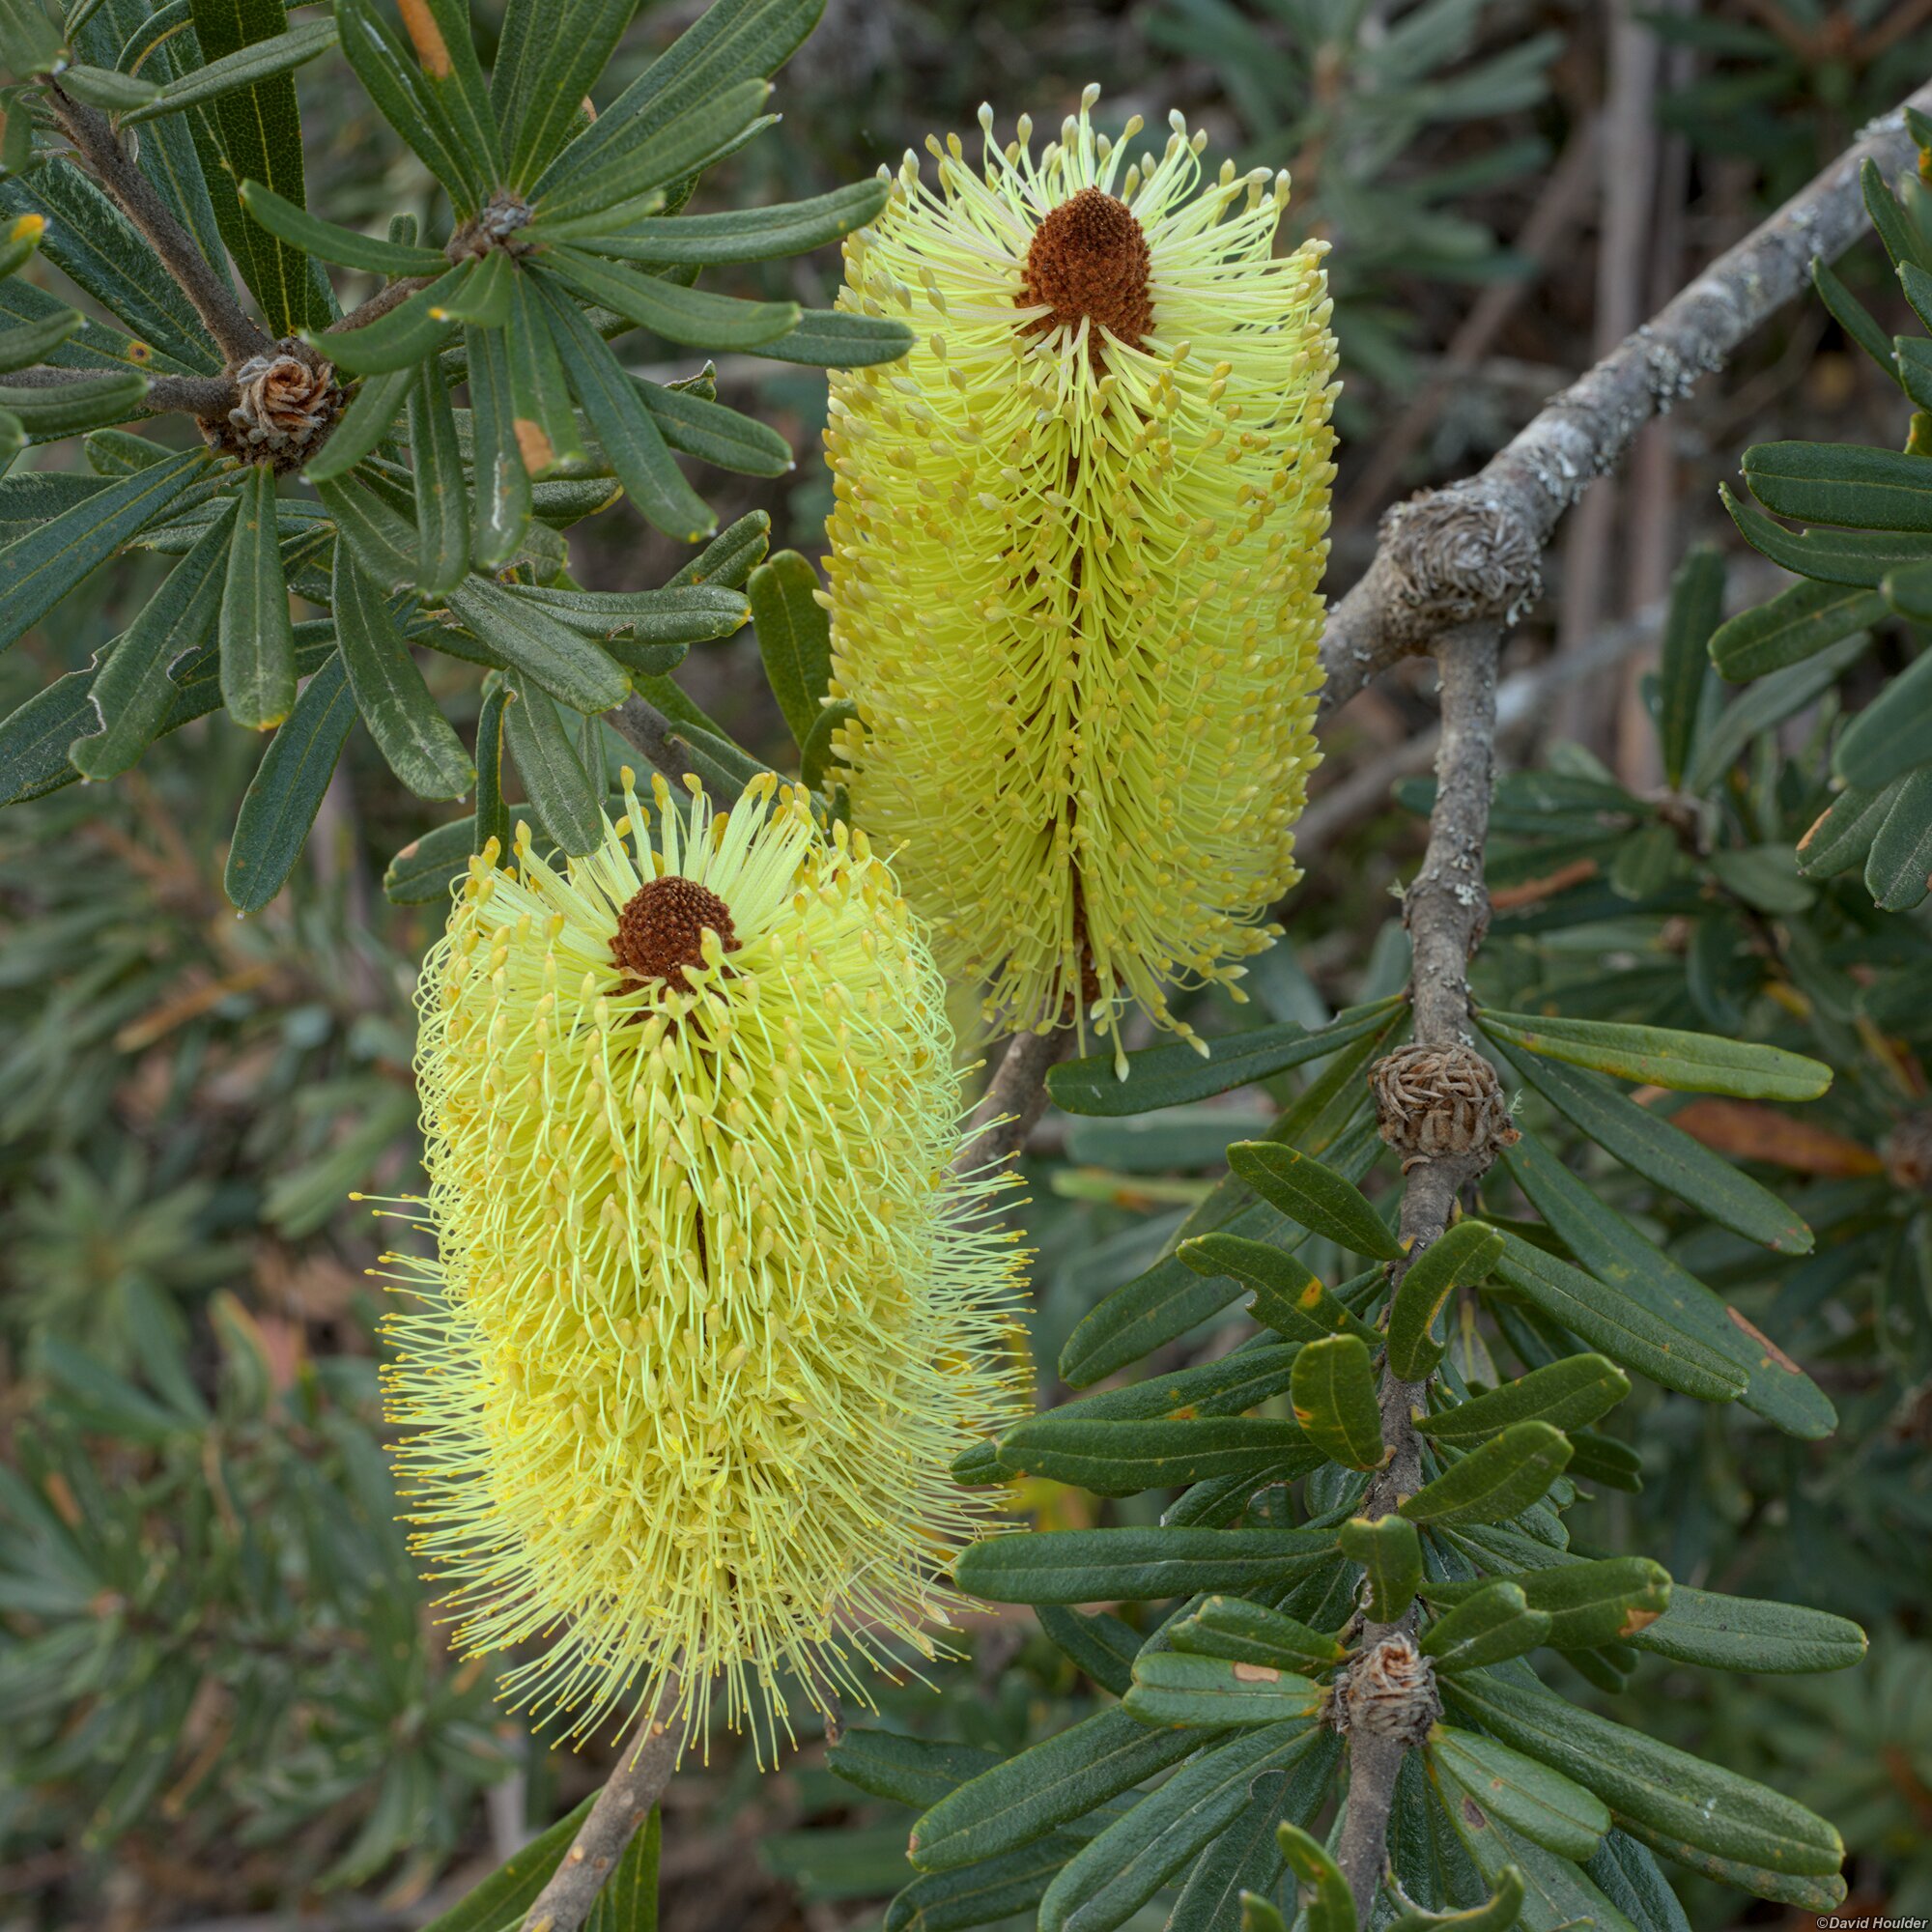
[332,544,470,799]
[888,1841,1077,1932]
[1241,1893,1291,1932]
[438,249,517,329]
[910,1706,1208,1871]
[1170,1597,1349,1675]
[1386,1868,1525,1932]
[391,0,502,194]
[1432,1726,1608,1863]
[314,266,469,377]
[749,549,831,753]
[1290,1335,1386,1470]
[1414,1356,1628,1445]
[188,0,332,335]
[994,1416,1315,1499]
[333,0,484,210]
[587,182,889,264]
[384,814,476,904]
[1275,1822,1353,1932]
[503,673,604,856]
[1708,578,1886,681]
[800,696,856,791]
[1441,1672,1843,1887]
[124,17,337,124]
[1179,1236,1375,1346]
[1419,1583,1551,1672]
[1836,645,1932,789]
[1123,1653,1321,1728]
[1867,765,1932,911]
[1742,439,1932,532]
[1439,1792,1631,1932]
[1626,1586,1864,1674]
[506,270,586,474]
[416,1796,597,1932]
[1386,1221,1503,1381]
[0,369,148,435]
[1656,545,1722,788]
[497,0,643,187]
[1036,1607,1140,1697]
[1488,1232,1747,1404]
[639,378,791,476]
[1686,628,1869,791]
[1476,1007,1830,1101]
[408,352,469,594]
[59,63,162,112]
[314,471,418,592]
[953,1526,1337,1606]
[1227,1141,1401,1260]
[540,244,800,351]
[465,322,532,568]
[240,178,446,274]
[1050,999,1406,1118]
[71,497,236,779]
[1719,479,1932,587]
[445,577,630,715]
[829,1731,1003,1809]
[219,466,296,728]
[1810,253,1901,379]
[1338,1514,1421,1622]
[224,651,355,911]
[1397,1423,1571,1527]
[1432,1558,1671,1652]
[537,275,718,542]
[0,302,80,373]
[668,510,770,591]
[1495,1133,1833,1437]
[1037,1725,1328,1932]
[303,365,415,483]
[755,306,915,367]
[1489,1037,1809,1252]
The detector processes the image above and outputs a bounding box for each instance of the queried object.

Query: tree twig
[3,363,240,417]
[45,81,270,369]
[1315,79,1932,721]
[329,274,440,334]
[1334,626,1499,1919]
[605,696,701,784]
[959,1027,1072,1177]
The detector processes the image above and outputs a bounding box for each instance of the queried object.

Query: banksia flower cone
[380,773,1026,1751]
[822,86,1338,1065]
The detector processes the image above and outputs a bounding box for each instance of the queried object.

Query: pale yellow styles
[822,87,1339,1068]
[381,775,1025,1753]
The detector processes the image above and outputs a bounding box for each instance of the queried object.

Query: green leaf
[1432,1726,1608,1863]
[1386,1868,1525,1932]
[1226,1141,1401,1260]
[1038,1725,1329,1932]
[224,650,355,912]
[586,1807,659,1932]
[1719,479,1932,587]
[1179,1236,1375,1346]
[993,1416,1315,1498]
[1626,1586,1864,1674]
[1434,1558,1671,1652]
[1866,765,1932,910]
[313,266,469,377]
[637,378,791,477]
[1687,628,1869,791]
[1656,545,1722,788]
[1488,1232,1747,1404]
[1169,1596,1349,1675]
[416,1796,597,1932]
[71,497,236,779]
[384,814,476,903]
[0,302,80,373]
[829,1730,1003,1809]
[910,1707,1208,1872]
[503,673,603,856]
[1275,1822,1354,1932]
[536,275,718,542]
[953,1526,1337,1605]
[1414,1356,1628,1445]
[445,576,630,714]
[58,63,162,112]
[188,0,332,335]
[1386,1221,1503,1381]
[756,306,915,367]
[1289,1335,1385,1470]
[1742,440,1932,532]
[800,696,856,792]
[1439,1791,1633,1932]
[220,465,296,729]
[240,179,446,274]
[1058,1019,1397,1387]
[302,365,416,483]
[394,357,468,595]
[886,1840,1077,1932]
[540,244,800,351]
[497,0,642,188]
[749,549,831,753]
[0,369,147,435]
[1488,1036,1809,1252]
[313,470,418,591]
[1441,1672,1843,1890]
[504,270,586,475]
[332,544,470,799]
[1338,1514,1421,1621]
[1036,1606,1140,1696]
[124,16,337,124]
[592,181,890,264]
[1495,1134,1832,1437]
[1123,1652,1322,1728]
[1241,1893,1290,1932]
[333,0,483,210]
[1050,999,1406,1118]
[464,321,532,568]
[439,248,517,330]
[1419,1582,1551,1672]
[1836,645,1932,788]
[388,0,501,197]
[1809,253,1901,379]
[1476,1007,1830,1101]
[1397,1423,1571,1526]
[1707,578,1887,681]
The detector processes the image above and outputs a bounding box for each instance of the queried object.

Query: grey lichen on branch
[1315,77,1932,720]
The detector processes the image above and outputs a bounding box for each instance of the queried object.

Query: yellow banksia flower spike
[379,772,1028,1755]
[821,86,1339,1069]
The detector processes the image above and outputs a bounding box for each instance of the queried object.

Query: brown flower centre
[612,875,739,987]
[1018,186,1152,357]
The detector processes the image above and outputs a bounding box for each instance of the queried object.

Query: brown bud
[1370,1041,1519,1171]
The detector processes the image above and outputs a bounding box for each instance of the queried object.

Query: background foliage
[2,1,1930,1929]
